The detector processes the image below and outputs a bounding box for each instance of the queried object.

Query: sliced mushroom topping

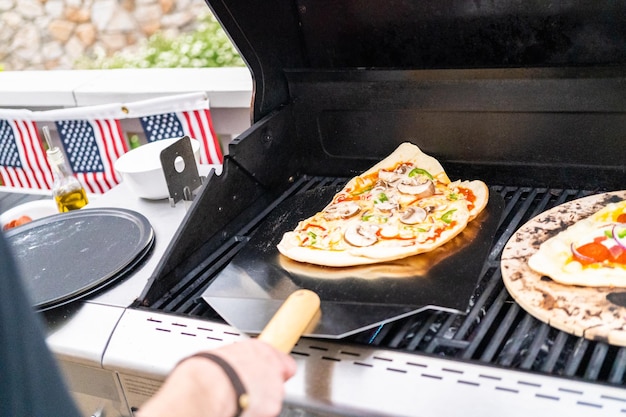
[395,164,412,175]
[375,200,398,212]
[371,182,388,194]
[378,170,403,186]
[344,222,379,247]
[323,202,361,220]
[399,206,428,225]
[397,178,435,198]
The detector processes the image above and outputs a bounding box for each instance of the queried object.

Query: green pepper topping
[408,167,434,180]
[404,226,428,233]
[375,192,389,204]
[604,227,626,239]
[441,209,456,224]
[353,185,374,196]
[362,211,388,223]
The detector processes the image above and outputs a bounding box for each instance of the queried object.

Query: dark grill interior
[141,177,626,387]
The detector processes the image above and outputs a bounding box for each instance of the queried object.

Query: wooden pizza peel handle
[257,289,321,353]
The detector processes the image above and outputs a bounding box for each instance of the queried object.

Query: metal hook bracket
[160,136,204,207]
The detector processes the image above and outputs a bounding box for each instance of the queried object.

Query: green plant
[75,12,244,69]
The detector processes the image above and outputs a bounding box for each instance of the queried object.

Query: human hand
[136,339,297,417]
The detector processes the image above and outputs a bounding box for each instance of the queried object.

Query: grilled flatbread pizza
[277,142,489,267]
[528,200,626,287]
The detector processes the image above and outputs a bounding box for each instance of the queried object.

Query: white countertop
[46,179,192,364]
[85,183,189,308]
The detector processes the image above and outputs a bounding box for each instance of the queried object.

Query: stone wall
[0,0,209,71]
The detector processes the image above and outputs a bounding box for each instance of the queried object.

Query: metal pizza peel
[203,184,504,339]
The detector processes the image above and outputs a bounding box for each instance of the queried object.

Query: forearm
[134,340,296,417]
[135,357,237,417]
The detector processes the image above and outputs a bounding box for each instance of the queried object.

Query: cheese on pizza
[528,200,626,287]
[277,143,489,267]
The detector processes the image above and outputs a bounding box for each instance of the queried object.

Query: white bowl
[1,199,58,230]
[114,138,201,200]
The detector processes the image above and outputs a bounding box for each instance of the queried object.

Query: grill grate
[147,177,626,387]
[343,186,626,386]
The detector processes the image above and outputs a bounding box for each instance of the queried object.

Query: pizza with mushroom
[528,200,626,287]
[277,142,489,267]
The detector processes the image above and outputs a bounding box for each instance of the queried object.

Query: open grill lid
[207,0,626,120]
[203,0,626,188]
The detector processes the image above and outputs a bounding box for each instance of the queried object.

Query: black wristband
[185,352,249,417]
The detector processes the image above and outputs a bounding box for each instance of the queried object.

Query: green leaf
[74,12,245,69]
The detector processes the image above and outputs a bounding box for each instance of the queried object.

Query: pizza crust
[356,142,451,184]
[458,180,490,221]
[279,225,476,278]
[277,201,470,267]
[277,142,488,267]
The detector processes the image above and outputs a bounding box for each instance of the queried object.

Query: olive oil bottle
[43,126,89,212]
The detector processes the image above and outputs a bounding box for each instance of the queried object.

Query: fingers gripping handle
[258,289,321,353]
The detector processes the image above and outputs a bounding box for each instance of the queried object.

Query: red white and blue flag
[0,112,53,190]
[139,109,223,164]
[54,118,128,194]
[17,93,221,194]
[130,92,223,165]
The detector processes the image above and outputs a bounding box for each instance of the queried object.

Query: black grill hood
[209,0,626,119]
[137,1,626,307]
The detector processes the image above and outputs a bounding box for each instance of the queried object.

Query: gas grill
[98,2,626,416]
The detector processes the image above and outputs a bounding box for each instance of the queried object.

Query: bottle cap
[43,126,66,166]
[46,146,65,166]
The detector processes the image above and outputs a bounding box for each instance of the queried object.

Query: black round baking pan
[5,207,154,311]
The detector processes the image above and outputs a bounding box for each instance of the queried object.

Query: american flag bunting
[5,93,220,194]
[0,115,53,190]
[139,109,222,164]
[54,118,128,194]
[131,92,223,165]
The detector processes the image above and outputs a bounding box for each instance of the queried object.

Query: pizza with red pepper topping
[277,142,489,267]
[528,200,626,287]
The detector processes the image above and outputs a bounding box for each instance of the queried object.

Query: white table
[46,181,189,363]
